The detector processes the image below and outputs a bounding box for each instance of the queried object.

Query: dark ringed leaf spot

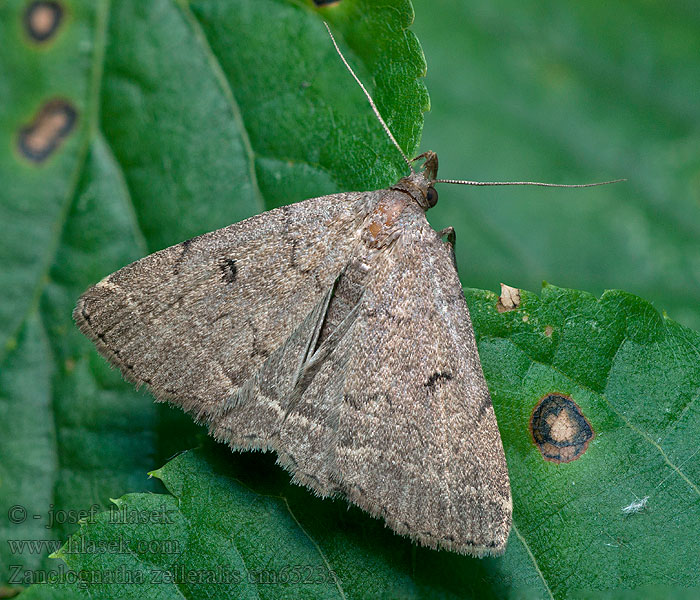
[18,99,77,163]
[24,1,64,43]
[530,393,594,463]
[219,258,238,283]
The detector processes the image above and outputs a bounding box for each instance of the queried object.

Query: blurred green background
[412,0,700,332]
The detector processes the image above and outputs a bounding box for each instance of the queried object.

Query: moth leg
[438,226,458,272]
[438,226,456,247]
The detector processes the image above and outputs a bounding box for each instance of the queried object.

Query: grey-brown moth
[74,24,619,556]
[74,147,511,556]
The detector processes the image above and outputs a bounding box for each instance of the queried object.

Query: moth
[74,24,617,556]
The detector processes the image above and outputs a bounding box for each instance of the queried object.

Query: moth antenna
[324,21,414,173]
[434,178,626,188]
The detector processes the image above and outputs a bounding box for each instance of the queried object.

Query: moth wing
[74,192,375,421]
[333,217,511,555]
[211,260,368,497]
[220,207,512,553]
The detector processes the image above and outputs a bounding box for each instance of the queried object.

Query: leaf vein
[512,521,554,599]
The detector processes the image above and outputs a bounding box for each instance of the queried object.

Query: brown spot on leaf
[313,0,341,5]
[497,283,520,312]
[18,99,77,163]
[544,325,553,337]
[24,1,63,43]
[530,393,594,463]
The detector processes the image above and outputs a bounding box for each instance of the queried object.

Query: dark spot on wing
[24,1,63,43]
[173,237,199,274]
[343,393,361,410]
[343,392,391,411]
[219,258,237,283]
[250,344,270,360]
[245,317,270,360]
[180,233,204,252]
[530,393,594,463]
[424,371,453,388]
[18,98,77,162]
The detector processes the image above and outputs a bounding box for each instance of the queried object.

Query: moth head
[391,151,440,212]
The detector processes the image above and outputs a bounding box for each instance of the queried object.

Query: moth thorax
[363,193,410,247]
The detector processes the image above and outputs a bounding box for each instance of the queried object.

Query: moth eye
[426,187,438,207]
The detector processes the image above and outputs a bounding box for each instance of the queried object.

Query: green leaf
[66,450,351,599]
[0,0,426,589]
[21,286,700,599]
[466,284,700,597]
